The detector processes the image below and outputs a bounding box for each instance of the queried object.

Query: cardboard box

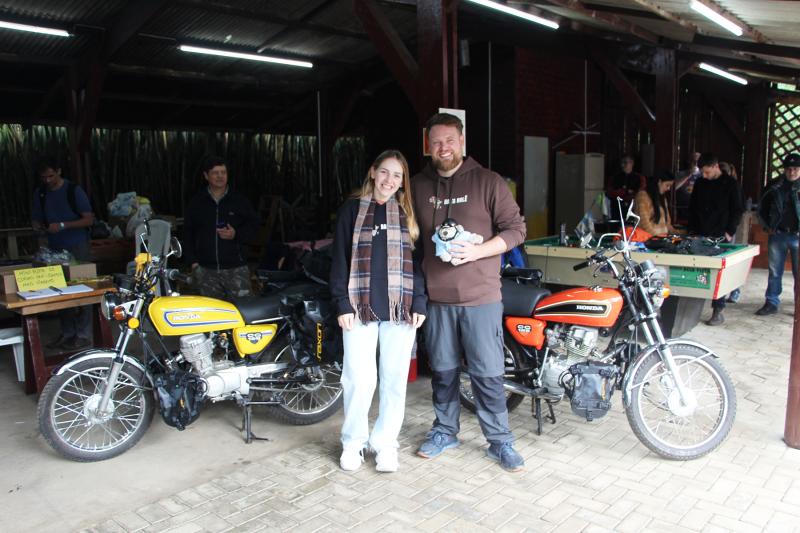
[64,262,97,281]
[0,265,33,294]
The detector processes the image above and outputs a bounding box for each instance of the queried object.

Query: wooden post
[654,48,677,174]
[744,83,768,202]
[786,282,800,448]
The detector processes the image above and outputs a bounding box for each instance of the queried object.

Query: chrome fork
[96,298,143,415]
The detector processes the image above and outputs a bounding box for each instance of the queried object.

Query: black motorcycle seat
[501,279,551,317]
[233,295,283,324]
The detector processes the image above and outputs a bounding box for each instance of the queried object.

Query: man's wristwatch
[59,222,65,231]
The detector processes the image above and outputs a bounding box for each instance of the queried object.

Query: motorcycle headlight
[101,292,122,320]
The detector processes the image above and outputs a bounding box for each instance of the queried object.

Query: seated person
[634,172,683,236]
[607,155,646,210]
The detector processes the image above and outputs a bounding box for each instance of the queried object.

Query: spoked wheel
[626,344,736,460]
[37,358,154,462]
[459,332,526,413]
[259,336,343,425]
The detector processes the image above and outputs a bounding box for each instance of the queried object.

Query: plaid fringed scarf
[348,194,415,324]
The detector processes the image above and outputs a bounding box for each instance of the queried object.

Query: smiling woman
[328,149,427,473]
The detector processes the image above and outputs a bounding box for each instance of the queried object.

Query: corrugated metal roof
[143,5,286,49]
[0,0,125,24]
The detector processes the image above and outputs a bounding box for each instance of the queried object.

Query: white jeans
[340,320,416,452]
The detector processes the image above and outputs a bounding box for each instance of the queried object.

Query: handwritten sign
[14,265,67,292]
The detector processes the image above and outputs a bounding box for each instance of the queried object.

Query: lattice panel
[770,102,800,179]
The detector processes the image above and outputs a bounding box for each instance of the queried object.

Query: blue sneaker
[486,442,524,472]
[416,431,459,458]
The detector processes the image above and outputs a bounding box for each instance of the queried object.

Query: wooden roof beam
[680,52,800,81]
[544,0,660,44]
[692,35,800,61]
[589,47,655,128]
[628,0,701,34]
[353,0,420,112]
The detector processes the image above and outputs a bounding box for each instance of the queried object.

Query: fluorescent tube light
[0,20,70,37]
[179,45,313,68]
[465,0,559,30]
[698,62,747,85]
[690,1,743,37]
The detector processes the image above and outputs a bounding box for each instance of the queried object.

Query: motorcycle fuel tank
[148,296,245,336]
[533,287,623,328]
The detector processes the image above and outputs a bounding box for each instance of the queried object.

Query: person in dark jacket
[688,152,744,326]
[329,149,427,473]
[754,153,800,316]
[182,156,259,299]
[607,155,646,213]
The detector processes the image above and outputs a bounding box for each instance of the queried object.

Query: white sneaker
[340,448,364,471]
[375,448,398,473]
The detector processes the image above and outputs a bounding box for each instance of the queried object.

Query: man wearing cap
[688,152,743,325]
[754,153,800,316]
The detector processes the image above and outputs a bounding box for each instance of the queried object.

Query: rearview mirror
[169,236,182,259]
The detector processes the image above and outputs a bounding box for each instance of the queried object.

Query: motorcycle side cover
[505,317,546,349]
[533,288,623,328]
[148,296,245,336]
[232,324,279,356]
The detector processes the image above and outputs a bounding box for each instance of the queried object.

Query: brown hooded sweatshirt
[411,156,526,305]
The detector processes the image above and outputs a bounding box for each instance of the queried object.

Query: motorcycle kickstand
[241,403,271,444]
[532,398,558,436]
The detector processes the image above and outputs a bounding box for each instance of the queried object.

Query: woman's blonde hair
[353,149,419,244]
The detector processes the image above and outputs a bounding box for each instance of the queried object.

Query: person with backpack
[30,155,95,350]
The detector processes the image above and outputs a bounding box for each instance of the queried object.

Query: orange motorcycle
[460,208,736,460]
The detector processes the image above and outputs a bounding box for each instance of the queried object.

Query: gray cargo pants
[423,301,514,444]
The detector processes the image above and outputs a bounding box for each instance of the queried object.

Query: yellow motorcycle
[37,230,343,461]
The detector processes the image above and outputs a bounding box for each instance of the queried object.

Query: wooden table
[0,282,116,394]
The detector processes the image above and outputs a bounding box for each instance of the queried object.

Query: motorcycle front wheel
[625,344,736,460]
[258,336,343,425]
[37,358,154,462]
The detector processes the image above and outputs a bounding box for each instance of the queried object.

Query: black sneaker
[755,303,778,316]
[486,442,525,472]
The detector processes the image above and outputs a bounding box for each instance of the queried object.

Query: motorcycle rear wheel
[459,333,526,413]
[626,344,736,460]
[258,336,343,425]
[37,358,154,462]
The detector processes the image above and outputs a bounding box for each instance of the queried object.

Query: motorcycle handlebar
[166,269,192,285]
[573,260,590,271]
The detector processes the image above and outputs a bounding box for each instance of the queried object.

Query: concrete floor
[2,268,800,532]
[0,318,345,532]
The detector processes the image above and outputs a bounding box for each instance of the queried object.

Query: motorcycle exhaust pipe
[503,379,537,397]
[503,379,564,401]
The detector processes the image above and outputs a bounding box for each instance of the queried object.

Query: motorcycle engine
[179,333,242,398]
[540,325,599,395]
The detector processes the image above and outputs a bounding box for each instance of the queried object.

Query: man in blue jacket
[182,156,260,299]
[755,153,800,316]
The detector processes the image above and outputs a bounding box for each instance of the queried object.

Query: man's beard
[432,153,463,173]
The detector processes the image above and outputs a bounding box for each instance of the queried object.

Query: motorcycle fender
[54,349,153,388]
[622,339,717,407]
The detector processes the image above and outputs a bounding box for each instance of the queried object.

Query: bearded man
[410,113,527,472]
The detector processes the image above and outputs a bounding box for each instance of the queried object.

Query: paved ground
[3,270,800,532]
